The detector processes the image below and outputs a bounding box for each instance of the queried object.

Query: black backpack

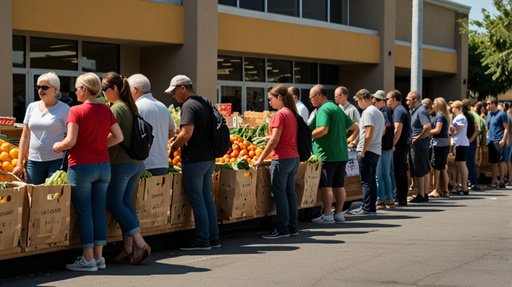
[194,97,231,158]
[122,114,154,160]
[295,114,312,162]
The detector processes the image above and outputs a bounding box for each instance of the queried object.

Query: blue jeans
[68,162,111,248]
[147,167,168,176]
[182,160,218,244]
[466,141,478,185]
[26,158,63,184]
[270,157,300,234]
[376,150,394,202]
[107,163,145,236]
[358,151,380,212]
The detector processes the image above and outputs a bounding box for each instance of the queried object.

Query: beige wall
[120,45,141,77]
[396,0,413,42]
[1,0,13,117]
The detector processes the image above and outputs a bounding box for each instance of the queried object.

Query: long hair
[269,84,298,115]
[102,71,139,117]
[434,97,451,123]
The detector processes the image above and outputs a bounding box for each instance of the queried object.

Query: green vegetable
[0,182,8,189]
[307,155,321,163]
[44,170,68,185]
[215,163,233,171]
[140,170,153,178]
[168,163,182,173]
[232,158,250,170]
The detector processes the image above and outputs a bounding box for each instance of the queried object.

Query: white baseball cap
[164,74,192,93]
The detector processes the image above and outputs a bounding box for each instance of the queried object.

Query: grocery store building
[0,0,470,121]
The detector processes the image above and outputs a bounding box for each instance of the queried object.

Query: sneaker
[261,230,290,239]
[290,230,299,236]
[347,208,376,216]
[333,212,346,223]
[498,182,506,189]
[409,194,425,203]
[210,239,222,248]
[96,257,106,270]
[385,200,395,208]
[470,185,481,191]
[376,201,386,209]
[65,256,98,272]
[179,242,211,251]
[311,214,335,224]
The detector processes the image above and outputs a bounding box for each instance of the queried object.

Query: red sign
[218,103,232,117]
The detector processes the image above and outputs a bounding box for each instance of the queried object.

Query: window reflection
[82,42,119,72]
[319,64,339,85]
[268,0,299,17]
[303,0,326,21]
[294,61,318,84]
[219,0,236,6]
[218,56,243,81]
[220,86,242,114]
[330,0,344,24]
[13,36,25,68]
[30,37,77,70]
[240,0,264,11]
[267,59,292,83]
[246,87,265,112]
[244,57,265,82]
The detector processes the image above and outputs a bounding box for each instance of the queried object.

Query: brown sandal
[113,248,132,263]
[130,243,151,265]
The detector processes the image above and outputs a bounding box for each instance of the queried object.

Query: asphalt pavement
[1,188,511,287]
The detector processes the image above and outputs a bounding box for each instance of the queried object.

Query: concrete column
[0,0,13,116]
[411,0,423,95]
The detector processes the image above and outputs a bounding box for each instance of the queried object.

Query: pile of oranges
[216,135,264,165]
[0,139,19,172]
[167,139,182,167]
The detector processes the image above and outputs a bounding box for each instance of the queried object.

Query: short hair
[336,86,349,97]
[487,96,498,105]
[288,86,300,99]
[127,73,151,93]
[354,89,372,100]
[387,90,402,101]
[76,72,101,97]
[408,90,421,101]
[314,84,327,97]
[37,72,60,91]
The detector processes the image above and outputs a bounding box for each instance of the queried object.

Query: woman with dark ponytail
[102,72,151,265]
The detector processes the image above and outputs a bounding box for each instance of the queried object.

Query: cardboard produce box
[255,163,275,217]
[216,169,257,220]
[0,182,26,256]
[136,174,172,231]
[21,184,71,252]
[295,161,321,208]
[170,173,195,229]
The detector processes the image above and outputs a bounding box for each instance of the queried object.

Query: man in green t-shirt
[308,84,358,224]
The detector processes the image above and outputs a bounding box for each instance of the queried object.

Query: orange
[230,150,239,158]
[239,149,247,157]
[9,148,19,159]
[2,161,13,172]
[0,139,5,146]
[248,150,255,158]
[255,148,263,156]
[172,157,181,166]
[0,143,12,153]
[0,152,10,162]
[232,144,240,151]
[229,158,237,164]
[11,158,18,167]
[243,140,251,147]
[217,157,225,163]
[223,155,230,162]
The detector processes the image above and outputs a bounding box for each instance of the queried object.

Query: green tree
[471,0,512,94]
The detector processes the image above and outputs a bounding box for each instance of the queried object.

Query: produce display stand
[169,173,195,231]
[254,162,275,218]
[216,169,257,223]
[295,161,321,208]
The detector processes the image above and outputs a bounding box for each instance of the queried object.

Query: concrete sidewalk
[2,189,511,287]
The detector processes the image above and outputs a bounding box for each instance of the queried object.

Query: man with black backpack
[166,75,220,251]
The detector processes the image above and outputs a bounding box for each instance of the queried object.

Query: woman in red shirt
[53,72,124,272]
[254,84,300,239]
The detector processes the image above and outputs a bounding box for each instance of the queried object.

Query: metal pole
[411,0,423,97]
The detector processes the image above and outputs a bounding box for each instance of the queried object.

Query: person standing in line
[288,86,309,123]
[406,91,432,203]
[102,72,151,265]
[127,74,176,176]
[386,90,411,206]
[485,97,509,188]
[462,99,480,191]
[53,73,124,272]
[428,98,451,198]
[372,90,395,209]
[334,86,360,149]
[254,85,300,239]
[166,75,220,250]
[13,72,70,183]
[347,89,384,215]
[449,101,470,195]
[308,84,358,224]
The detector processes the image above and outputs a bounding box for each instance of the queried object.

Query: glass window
[220,86,242,114]
[268,0,299,17]
[303,0,327,21]
[240,0,264,11]
[267,59,292,83]
[330,0,343,24]
[82,42,119,72]
[246,87,265,112]
[218,55,242,81]
[13,36,25,68]
[319,64,339,85]
[218,0,236,6]
[244,57,265,82]
[30,37,77,70]
[13,74,26,123]
[294,61,318,84]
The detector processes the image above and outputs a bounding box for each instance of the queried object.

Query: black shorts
[455,146,467,162]
[409,142,430,177]
[431,146,449,170]
[319,161,348,188]
[488,141,504,163]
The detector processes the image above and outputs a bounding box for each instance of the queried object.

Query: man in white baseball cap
[164,74,193,94]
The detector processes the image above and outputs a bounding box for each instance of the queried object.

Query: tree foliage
[470,0,512,97]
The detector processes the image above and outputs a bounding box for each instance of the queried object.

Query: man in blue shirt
[486,97,509,188]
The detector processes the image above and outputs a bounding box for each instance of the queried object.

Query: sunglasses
[35,85,51,91]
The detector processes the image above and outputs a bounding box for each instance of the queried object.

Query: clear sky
[450,0,498,22]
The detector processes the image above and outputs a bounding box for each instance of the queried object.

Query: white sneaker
[96,257,106,270]
[311,214,335,224]
[333,212,346,223]
[65,256,98,272]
